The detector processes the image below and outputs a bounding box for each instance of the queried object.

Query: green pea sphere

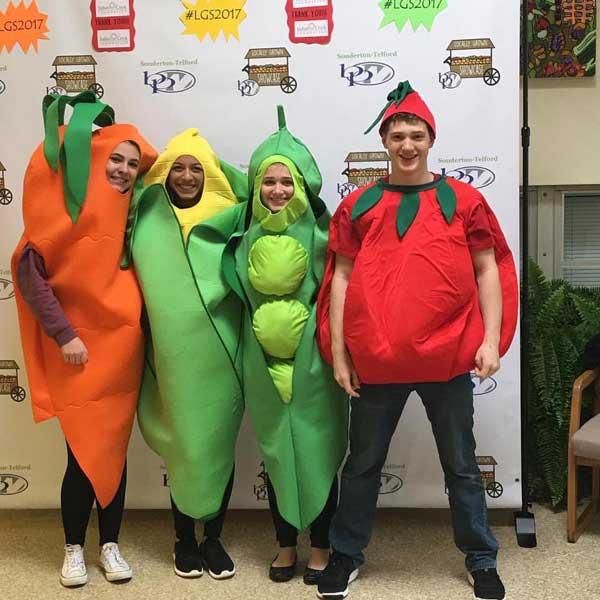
[252,299,310,359]
[248,235,309,297]
[267,359,294,404]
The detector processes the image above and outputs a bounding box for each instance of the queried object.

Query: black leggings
[61,444,126,547]
[266,476,338,549]
[171,469,234,542]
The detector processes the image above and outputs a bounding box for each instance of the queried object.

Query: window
[563,194,600,286]
[532,186,600,287]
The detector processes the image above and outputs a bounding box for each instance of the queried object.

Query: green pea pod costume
[189,107,348,530]
[130,129,245,520]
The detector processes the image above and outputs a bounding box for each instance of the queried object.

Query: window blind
[563,194,600,287]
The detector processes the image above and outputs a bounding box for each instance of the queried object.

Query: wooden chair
[568,368,600,542]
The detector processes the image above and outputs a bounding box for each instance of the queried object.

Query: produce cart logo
[445,455,503,499]
[91,0,135,52]
[180,0,247,42]
[340,61,395,87]
[378,0,448,33]
[439,38,501,90]
[0,360,26,402]
[238,47,298,97]
[144,69,196,94]
[0,0,49,54]
[470,371,498,395]
[253,461,268,501]
[0,278,14,300]
[338,151,390,198]
[476,455,503,499]
[379,472,403,494]
[442,166,495,190]
[0,161,13,206]
[0,474,28,495]
[47,55,104,99]
[285,0,334,45]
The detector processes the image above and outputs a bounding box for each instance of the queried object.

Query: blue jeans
[329,373,499,572]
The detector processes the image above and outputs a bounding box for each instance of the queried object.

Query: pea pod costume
[11,93,157,507]
[190,108,348,530]
[131,129,245,520]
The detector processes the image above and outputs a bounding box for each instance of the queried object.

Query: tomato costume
[317,81,518,383]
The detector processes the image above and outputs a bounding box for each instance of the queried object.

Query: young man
[316,81,518,600]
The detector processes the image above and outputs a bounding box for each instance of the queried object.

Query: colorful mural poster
[527,0,596,77]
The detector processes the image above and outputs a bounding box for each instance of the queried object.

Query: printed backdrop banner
[0,0,521,510]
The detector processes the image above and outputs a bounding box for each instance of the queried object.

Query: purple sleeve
[16,244,77,347]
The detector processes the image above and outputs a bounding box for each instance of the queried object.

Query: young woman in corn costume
[130,129,247,580]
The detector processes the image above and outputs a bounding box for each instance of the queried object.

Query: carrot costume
[11,93,157,508]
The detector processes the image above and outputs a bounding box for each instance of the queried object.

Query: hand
[474,339,500,379]
[61,337,88,365]
[332,347,360,398]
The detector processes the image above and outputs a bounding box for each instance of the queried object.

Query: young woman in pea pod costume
[188,106,348,585]
[129,129,247,580]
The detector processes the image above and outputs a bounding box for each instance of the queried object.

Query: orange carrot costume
[11,93,157,508]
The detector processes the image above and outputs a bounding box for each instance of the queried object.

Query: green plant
[527,259,600,507]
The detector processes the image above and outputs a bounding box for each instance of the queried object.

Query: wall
[528,5,600,186]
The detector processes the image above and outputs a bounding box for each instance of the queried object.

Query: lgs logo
[470,372,498,396]
[144,70,196,94]
[0,278,14,300]
[0,474,28,495]
[442,166,496,190]
[340,62,395,87]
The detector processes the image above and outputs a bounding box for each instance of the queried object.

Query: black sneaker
[317,552,359,599]
[199,538,235,580]
[173,540,203,578]
[468,568,506,600]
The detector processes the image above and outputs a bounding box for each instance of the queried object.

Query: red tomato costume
[317,82,518,383]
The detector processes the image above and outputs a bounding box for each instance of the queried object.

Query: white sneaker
[60,544,88,587]
[99,542,133,582]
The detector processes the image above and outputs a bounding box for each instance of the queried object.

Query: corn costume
[130,129,246,520]
[191,107,348,530]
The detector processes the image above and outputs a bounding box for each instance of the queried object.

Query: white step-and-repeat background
[0,0,520,510]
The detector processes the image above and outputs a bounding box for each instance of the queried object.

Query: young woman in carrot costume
[12,92,156,588]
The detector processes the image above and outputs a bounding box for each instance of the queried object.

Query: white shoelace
[65,546,85,571]
[102,544,128,569]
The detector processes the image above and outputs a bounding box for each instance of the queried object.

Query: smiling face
[382,118,434,184]
[260,163,295,213]
[105,141,141,193]
[167,155,205,207]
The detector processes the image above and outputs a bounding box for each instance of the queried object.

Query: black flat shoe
[268,555,297,583]
[303,566,325,585]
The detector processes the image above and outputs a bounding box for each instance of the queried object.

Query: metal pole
[514,0,536,548]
